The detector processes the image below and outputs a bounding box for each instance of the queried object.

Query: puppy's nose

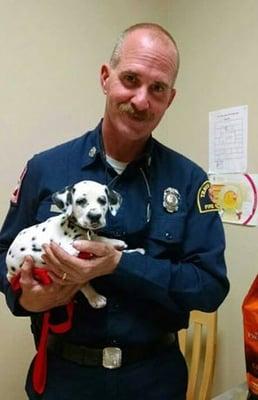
[88,211,101,223]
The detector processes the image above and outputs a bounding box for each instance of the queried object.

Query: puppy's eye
[76,198,87,206]
[98,196,107,206]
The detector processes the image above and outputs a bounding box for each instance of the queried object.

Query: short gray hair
[109,23,180,82]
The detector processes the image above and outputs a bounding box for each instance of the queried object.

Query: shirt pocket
[145,213,186,259]
[35,199,60,223]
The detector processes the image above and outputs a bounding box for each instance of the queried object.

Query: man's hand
[41,240,122,285]
[18,257,81,312]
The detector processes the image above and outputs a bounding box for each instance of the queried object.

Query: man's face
[101,29,177,142]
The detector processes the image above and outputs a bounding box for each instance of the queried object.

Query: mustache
[118,103,154,122]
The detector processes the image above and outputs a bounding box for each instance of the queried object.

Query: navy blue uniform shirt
[0,121,229,346]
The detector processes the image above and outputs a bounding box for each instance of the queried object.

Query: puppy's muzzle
[86,211,104,229]
[88,211,102,223]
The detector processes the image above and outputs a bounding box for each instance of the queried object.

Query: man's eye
[122,74,137,85]
[151,83,166,93]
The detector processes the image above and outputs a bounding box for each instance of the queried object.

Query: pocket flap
[36,199,60,222]
[149,213,186,243]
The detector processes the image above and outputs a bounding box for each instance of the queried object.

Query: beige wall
[166,0,258,396]
[1,0,258,398]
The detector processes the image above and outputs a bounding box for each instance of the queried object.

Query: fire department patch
[197,180,219,213]
[11,166,28,205]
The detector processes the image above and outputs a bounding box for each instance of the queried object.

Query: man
[0,23,229,399]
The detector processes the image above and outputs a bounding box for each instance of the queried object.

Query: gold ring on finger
[62,272,67,281]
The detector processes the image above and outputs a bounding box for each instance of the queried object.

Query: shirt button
[111,339,118,345]
[88,146,96,158]
[165,232,172,240]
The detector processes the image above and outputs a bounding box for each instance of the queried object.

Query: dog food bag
[242,275,258,399]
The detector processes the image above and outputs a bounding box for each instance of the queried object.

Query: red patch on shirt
[11,166,28,204]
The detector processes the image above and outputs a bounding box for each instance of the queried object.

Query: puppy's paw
[135,248,145,255]
[123,248,145,255]
[89,294,107,309]
[113,240,128,250]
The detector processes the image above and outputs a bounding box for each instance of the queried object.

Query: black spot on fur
[11,267,16,272]
[32,244,42,252]
[67,191,73,205]
[53,198,65,210]
[42,227,46,232]
[8,250,12,255]
[20,247,26,252]
[32,237,36,241]
[68,215,77,225]
[106,188,120,206]
[67,220,75,229]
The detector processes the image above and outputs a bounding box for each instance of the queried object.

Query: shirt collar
[81,120,154,170]
[80,120,104,169]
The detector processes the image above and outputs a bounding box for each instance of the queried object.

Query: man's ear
[52,185,73,216]
[167,88,176,109]
[100,64,111,95]
[105,187,122,216]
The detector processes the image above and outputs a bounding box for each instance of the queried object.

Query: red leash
[10,251,92,394]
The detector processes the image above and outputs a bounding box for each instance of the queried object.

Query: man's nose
[131,87,150,111]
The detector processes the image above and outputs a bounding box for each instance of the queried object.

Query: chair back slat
[178,310,217,400]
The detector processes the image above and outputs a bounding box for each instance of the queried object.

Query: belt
[47,333,176,369]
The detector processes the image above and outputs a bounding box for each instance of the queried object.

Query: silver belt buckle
[102,347,122,369]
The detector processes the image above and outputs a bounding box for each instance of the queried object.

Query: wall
[166,0,258,395]
[0,1,168,399]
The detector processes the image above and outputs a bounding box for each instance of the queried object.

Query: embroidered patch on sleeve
[197,180,219,213]
[11,166,28,205]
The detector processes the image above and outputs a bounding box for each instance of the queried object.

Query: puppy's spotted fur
[6,180,129,308]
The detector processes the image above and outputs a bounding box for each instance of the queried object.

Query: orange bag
[242,275,258,399]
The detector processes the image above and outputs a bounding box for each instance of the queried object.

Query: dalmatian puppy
[6,180,140,308]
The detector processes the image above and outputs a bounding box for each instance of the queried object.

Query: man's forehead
[116,41,176,80]
[117,29,178,81]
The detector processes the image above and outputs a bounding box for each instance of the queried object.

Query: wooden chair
[178,310,217,400]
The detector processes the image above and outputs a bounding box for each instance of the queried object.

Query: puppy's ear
[52,185,73,216]
[105,187,122,216]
